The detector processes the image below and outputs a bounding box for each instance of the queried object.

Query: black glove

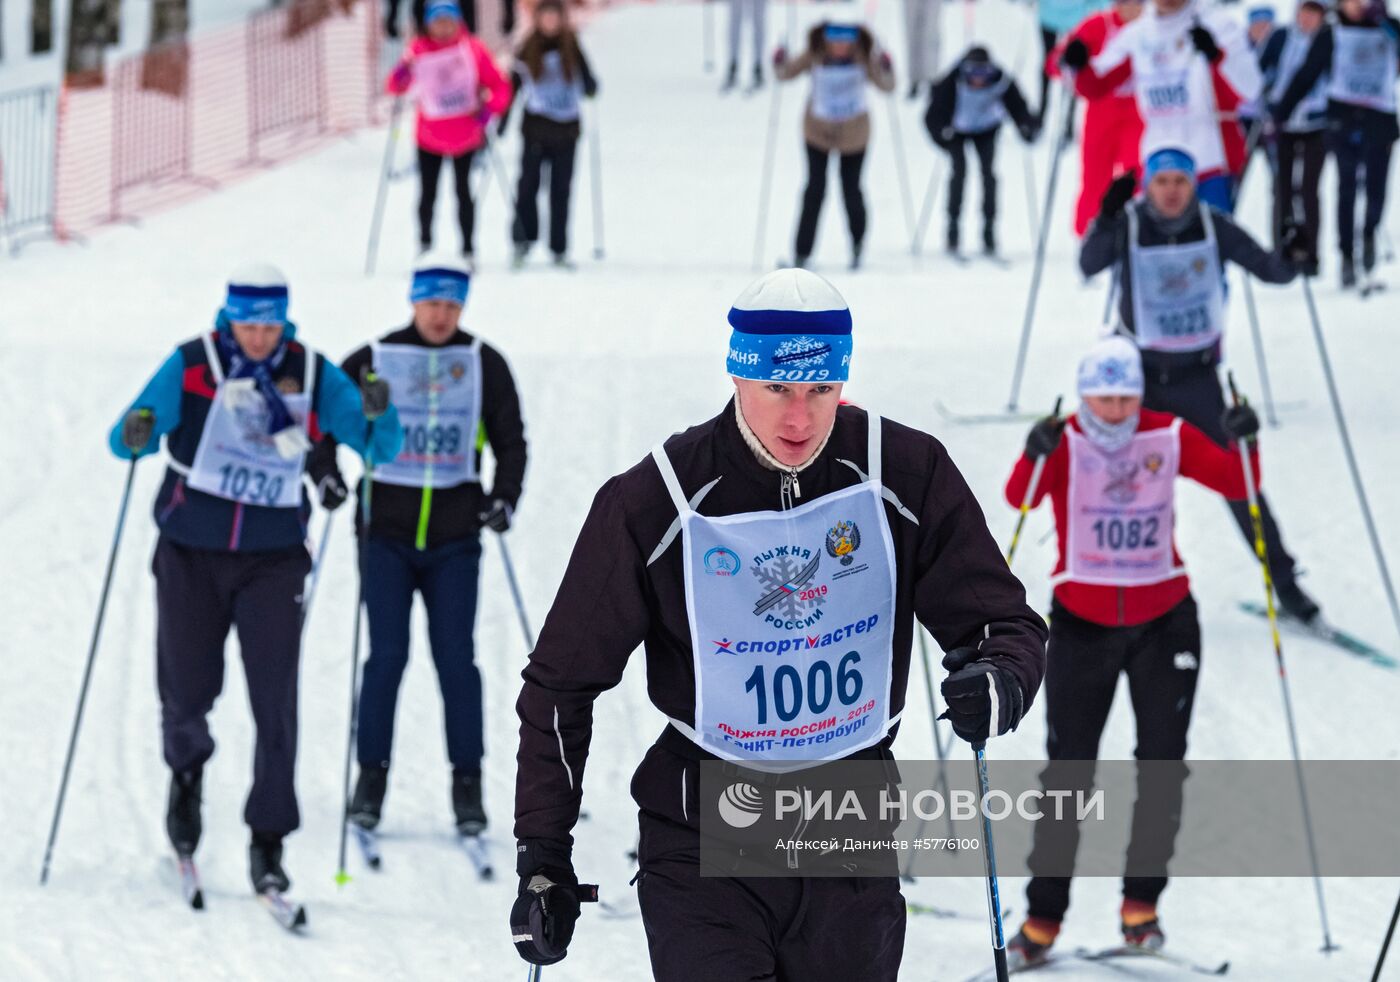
[1099,171,1137,221]
[479,498,513,533]
[511,842,598,967]
[317,469,349,510]
[121,408,155,455]
[1060,37,1090,70]
[359,366,391,421]
[1279,219,1309,264]
[1024,415,1065,459]
[1221,403,1260,443]
[1190,23,1221,63]
[939,646,1025,744]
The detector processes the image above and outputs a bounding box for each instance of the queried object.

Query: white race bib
[416,43,480,120]
[372,340,482,489]
[953,78,1009,133]
[1060,423,1182,587]
[522,51,581,122]
[654,415,897,768]
[1329,26,1398,113]
[811,63,868,122]
[1135,35,1196,123]
[1128,205,1225,353]
[183,334,313,510]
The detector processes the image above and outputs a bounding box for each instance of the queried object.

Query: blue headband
[1247,6,1275,22]
[726,306,853,382]
[1143,147,1196,182]
[224,283,289,324]
[424,0,462,22]
[411,265,470,305]
[824,24,860,42]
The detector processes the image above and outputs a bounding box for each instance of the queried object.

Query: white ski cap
[228,261,288,290]
[1077,335,1144,398]
[726,268,853,381]
[413,251,472,278]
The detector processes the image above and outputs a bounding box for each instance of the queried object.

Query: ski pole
[497,535,536,651]
[1227,372,1337,953]
[527,964,543,982]
[40,456,140,886]
[336,430,375,887]
[1022,133,1040,251]
[1007,83,1073,413]
[886,93,918,245]
[1005,395,1062,566]
[911,157,943,256]
[1101,265,1120,328]
[365,97,406,276]
[300,507,336,636]
[485,131,519,213]
[587,100,605,260]
[751,70,785,271]
[972,743,1011,982]
[1299,277,1400,648]
[703,0,715,72]
[1375,889,1400,982]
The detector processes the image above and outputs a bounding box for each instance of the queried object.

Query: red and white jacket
[1004,409,1259,627]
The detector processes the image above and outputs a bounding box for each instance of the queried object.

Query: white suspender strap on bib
[866,411,883,485]
[301,347,317,410]
[836,413,919,526]
[646,443,723,566]
[201,331,225,385]
[1200,202,1217,246]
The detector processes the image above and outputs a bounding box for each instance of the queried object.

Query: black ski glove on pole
[359,367,391,420]
[1222,403,1261,444]
[1024,415,1066,459]
[939,646,1025,744]
[479,498,513,533]
[511,841,598,966]
[1060,37,1090,70]
[1099,171,1137,222]
[121,408,155,455]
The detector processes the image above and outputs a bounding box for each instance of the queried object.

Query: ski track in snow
[3,1,1399,979]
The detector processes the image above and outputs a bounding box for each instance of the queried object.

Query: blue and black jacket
[108,318,403,552]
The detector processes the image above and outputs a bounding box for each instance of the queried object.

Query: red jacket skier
[1050,0,1147,236]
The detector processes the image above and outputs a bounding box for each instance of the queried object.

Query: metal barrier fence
[55,0,380,236]
[0,85,59,253]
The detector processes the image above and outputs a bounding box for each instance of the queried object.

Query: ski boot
[1274,576,1321,625]
[249,832,291,894]
[945,224,960,257]
[511,242,530,270]
[721,60,738,92]
[452,769,487,836]
[551,252,577,270]
[982,225,998,258]
[850,241,863,270]
[460,251,476,274]
[791,254,809,269]
[1121,899,1165,951]
[348,764,388,830]
[166,767,203,857]
[1007,917,1060,970]
[1341,252,1357,288]
[1363,232,1377,276]
[751,63,764,90]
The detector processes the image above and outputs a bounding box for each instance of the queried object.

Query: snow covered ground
[3,0,1399,979]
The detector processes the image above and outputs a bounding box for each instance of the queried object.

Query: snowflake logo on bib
[232,400,277,457]
[825,521,861,566]
[750,550,825,628]
[1103,458,1141,504]
[772,337,833,369]
[1157,262,1193,297]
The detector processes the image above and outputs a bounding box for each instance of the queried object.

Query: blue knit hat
[1247,5,1276,24]
[424,0,462,23]
[410,252,471,306]
[726,269,853,382]
[223,262,289,324]
[1143,146,1196,182]
[824,23,861,43]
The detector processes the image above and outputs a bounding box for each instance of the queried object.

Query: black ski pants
[512,137,578,256]
[1273,130,1326,265]
[418,147,478,252]
[795,142,867,260]
[1143,360,1302,593]
[946,128,998,242]
[1330,123,1394,258]
[636,811,906,982]
[1025,597,1202,922]
[154,537,310,836]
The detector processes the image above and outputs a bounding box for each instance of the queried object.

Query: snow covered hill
[2,1,1397,979]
